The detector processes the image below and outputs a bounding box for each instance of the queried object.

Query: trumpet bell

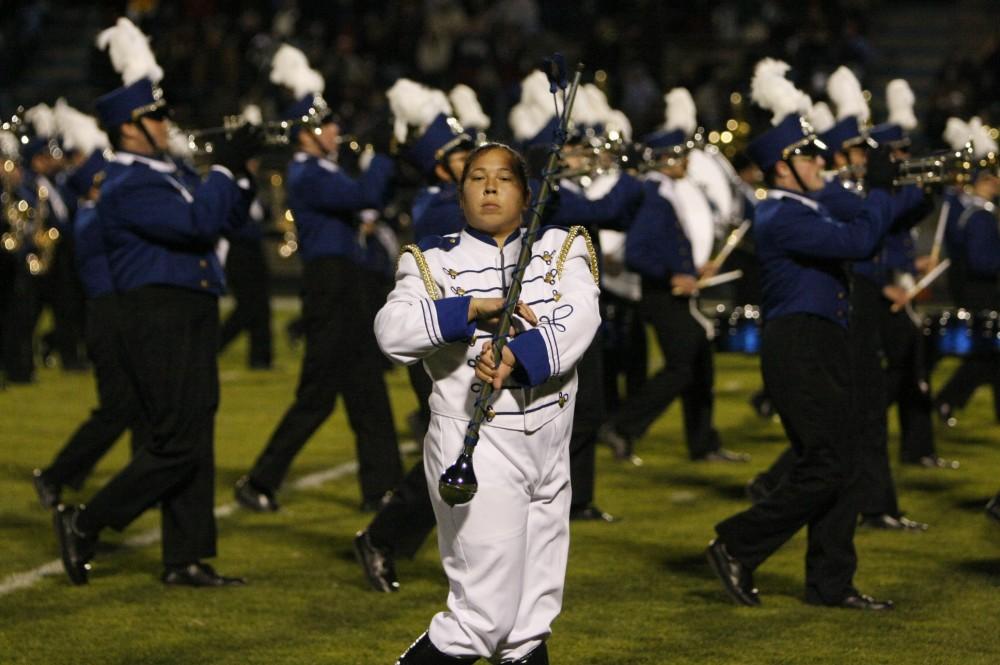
[438,452,478,506]
[894,143,976,187]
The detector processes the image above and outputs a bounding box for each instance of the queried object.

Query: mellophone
[924,309,1000,357]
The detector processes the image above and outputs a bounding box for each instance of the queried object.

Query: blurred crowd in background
[3,0,998,150]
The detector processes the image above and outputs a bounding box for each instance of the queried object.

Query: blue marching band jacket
[286,151,395,265]
[97,152,252,296]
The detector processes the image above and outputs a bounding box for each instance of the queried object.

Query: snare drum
[714,304,762,354]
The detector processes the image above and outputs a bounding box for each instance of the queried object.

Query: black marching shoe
[695,448,751,463]
[706,539,760,606]
[161,562,245,587]
[396,632,479,664]
[504,643,548,664]
[858,513,928,531]
[935,402,958,428]
[569,504,619,522]
[811,592,894,611]
[234,475,280,512]
[986,493,1000,523]
[353,530,399,593]
[749,391,775,419]
[33,468,61,509]
[53,504,97,585]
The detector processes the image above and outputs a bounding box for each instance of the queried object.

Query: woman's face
[461,148,527,243]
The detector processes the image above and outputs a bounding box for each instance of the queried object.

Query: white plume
[241,104,263,126]
[270,44,325,99]
[826,66,870,123]
[53,99,109,155]
[509,70,559,142]
[448,84,490,131]
[0,131,20,158]
[605,109,632,141]
[385,79,452,143]
[943,117,971,151]
[750,58,811,126]
[967,117,998,158]
[664,88,697,136]
[96,17,164,85]
[807,101,836,134]
[25,104,56,138]
[886,79,917,130]
[571,85,602,128]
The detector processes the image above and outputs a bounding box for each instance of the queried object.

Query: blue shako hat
[869,122,909,149]
[405,113,474,177]
[747,114,828,171]
[95,78,165,129]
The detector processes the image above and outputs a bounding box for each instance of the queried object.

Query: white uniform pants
[423,407,573,662]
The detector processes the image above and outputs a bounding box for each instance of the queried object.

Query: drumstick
[890,258,951,312]
[703,219,751,273]
[929,200,950,265]
[672,269,744,296]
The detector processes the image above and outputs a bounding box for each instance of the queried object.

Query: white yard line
[0,441,418,596]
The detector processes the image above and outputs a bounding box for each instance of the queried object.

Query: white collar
[767,188,820,211]
[112,151,177,173]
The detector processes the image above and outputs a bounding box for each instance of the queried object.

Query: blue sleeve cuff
[433,296,476,342]
[507,328,552,387]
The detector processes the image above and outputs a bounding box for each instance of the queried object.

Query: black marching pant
[248,257,402,502]
[600,292,647,413]
[715,314,861,604]
[78,287,220,566]
[219,238,273,368]
[610,286,719,458]
[1,254,37,383]
[881,306,935,462]
[937,353,1000,421]
[851,279,899,518]
[37,237,87,369]
[42,296,150,489]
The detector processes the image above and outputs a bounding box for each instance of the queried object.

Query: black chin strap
[787,159,811,193]
[133,118,164,160]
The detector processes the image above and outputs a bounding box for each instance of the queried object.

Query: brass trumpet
[183,116,363,156]
[893,143,976,187]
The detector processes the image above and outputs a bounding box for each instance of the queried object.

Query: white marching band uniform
[375,224,600,660]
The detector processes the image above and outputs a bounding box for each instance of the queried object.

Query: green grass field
[2,307,999,664]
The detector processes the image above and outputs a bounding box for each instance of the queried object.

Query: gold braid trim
[398,245,442,300]
[556,226,600,285]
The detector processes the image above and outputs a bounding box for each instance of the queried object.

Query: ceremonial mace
[438,57,585,507]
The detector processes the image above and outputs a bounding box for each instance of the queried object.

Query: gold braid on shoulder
[556,226,600,285]
[398,245,443,300]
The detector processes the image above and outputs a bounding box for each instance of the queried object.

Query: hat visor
[785,136,827,160]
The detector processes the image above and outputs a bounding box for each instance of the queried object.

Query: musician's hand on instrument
[670,274,698,296]
[698,262,718,279]
[468,298,536,335]
[475,341,516,390]
[882,285,908,310]
[915,254,937,275]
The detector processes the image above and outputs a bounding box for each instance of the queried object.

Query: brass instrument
[26,185,58,275]
[551,137,633,185]
[266,170,299,258]
[893,143,976,187]
[184,116,363,157]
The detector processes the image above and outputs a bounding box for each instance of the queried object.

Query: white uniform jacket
[375,224,601,432]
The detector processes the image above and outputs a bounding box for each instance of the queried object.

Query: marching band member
[381,142,599,664]
[597,87,747,464]
[869,80,956,469]
[935,117,1000,425]
[354,79,481,592]
[708,59,897,610]
[235,44,403,513]
[33,105,151,508]
[53,18,257,586]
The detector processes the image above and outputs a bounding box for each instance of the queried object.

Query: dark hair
[458,142,530,201]
[763,165,778,188]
